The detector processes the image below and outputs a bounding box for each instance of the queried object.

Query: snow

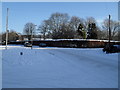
[33,39,120,42]
[1,45,118,88]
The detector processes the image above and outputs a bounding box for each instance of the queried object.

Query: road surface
[1,45,118,88]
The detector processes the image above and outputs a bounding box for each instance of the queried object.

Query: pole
[6,8,9,49]
[31,27,33,49]
[108,15,111,46]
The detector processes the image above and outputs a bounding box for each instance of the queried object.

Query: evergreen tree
[77,24,86,39]
[87,23,97,39]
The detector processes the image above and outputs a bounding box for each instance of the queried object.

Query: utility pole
[108,15,111,46]
[31,26,33,49]
[5,8,9,49]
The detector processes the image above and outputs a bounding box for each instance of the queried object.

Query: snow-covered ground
[1,45,118,88]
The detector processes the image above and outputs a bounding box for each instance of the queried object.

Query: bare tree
[2,30,19,42]
[0,33,2,43]
[69,16,85,38]
[47,12,70,39]
[69,16,84,30]
[96,27,106,40]
[23,22,36,41]
[85,17,97,25]
[102,19,119,40]
[118,22,120,41]
[52,23,74,39]
[38,20,50,40]
[39,13,107,40]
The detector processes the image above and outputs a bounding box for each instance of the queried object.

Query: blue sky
[2,2,118,33]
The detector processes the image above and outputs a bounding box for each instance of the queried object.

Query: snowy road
[1,45,118,88]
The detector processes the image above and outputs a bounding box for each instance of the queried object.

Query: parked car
[24,42,32,47]
[113,45,120,52]
[39,43,47,47]
[103,44,120,53]
[1,41,6,45]
[69,44,77,48]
